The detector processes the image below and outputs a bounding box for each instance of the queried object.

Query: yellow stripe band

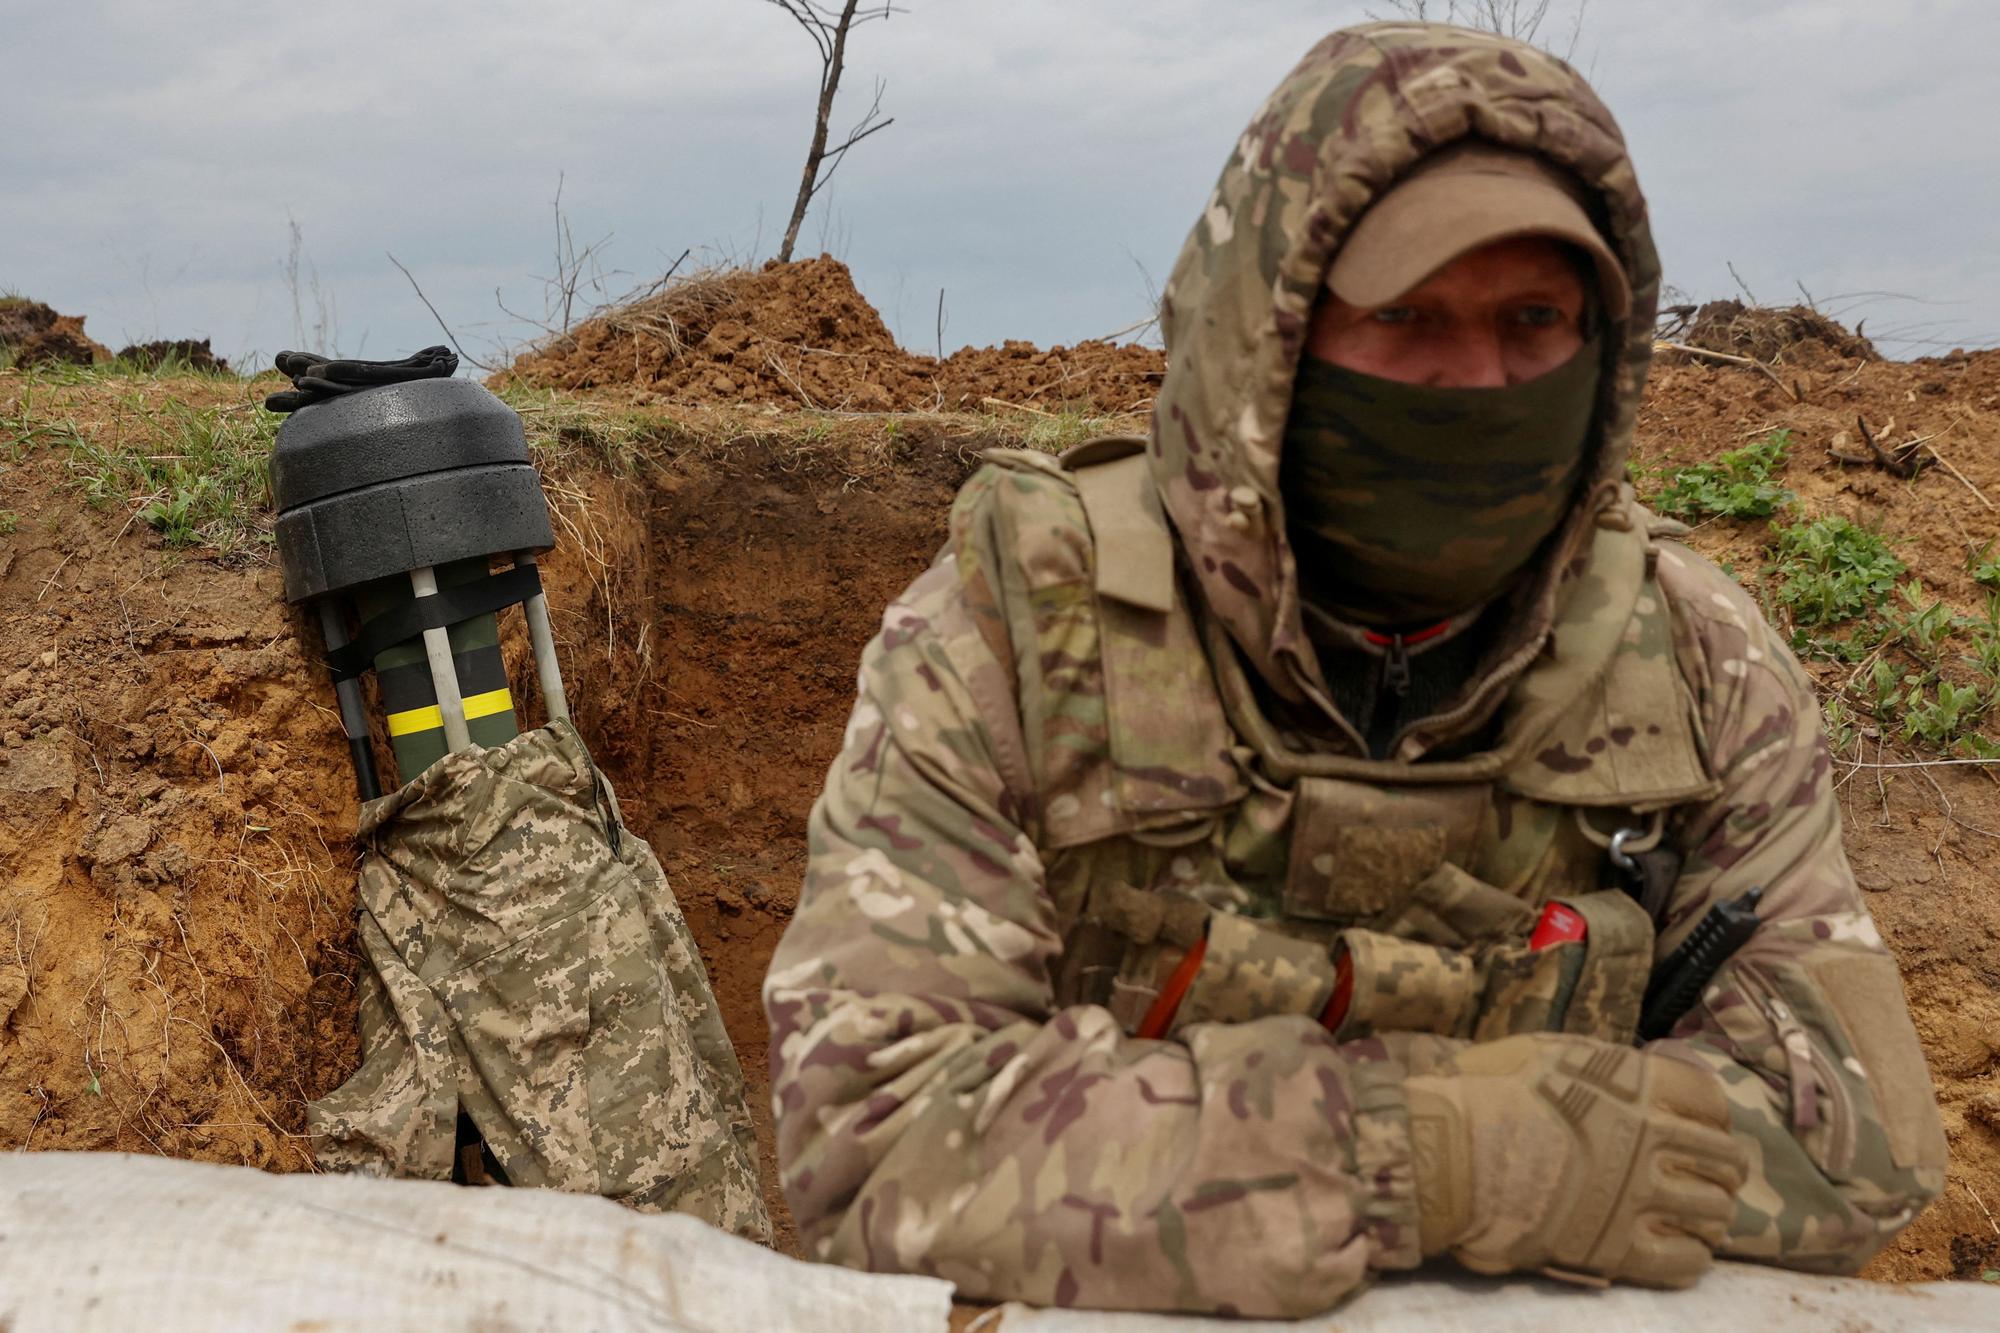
[385,688,515,737]
[462,688,515,721]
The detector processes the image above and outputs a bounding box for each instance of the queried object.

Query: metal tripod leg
[516,552,571,724]
[410,566,473,753]
[316,598,382,801]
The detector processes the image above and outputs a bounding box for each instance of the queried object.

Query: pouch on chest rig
[1282,778,1489,922]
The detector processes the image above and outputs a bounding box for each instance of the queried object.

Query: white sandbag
[0,1152,951,1333]
[3,1153,1993,1332]
[990,1258,2000,1332]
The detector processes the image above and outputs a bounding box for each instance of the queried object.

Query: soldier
[763,20,1945,1317]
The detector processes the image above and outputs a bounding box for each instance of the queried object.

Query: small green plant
[140,478,209,546]
[1881,579,1960,661]
[1971,540,2000,591]
[1966,593,2000,685]
[0,508,17,535]
[1900,679,1987,749]
[1768,515,1906,627]
[1960,733,2000,760]
[1820,694,1857,757]
[1867,657,1905,719]
[1647,431,1794,520]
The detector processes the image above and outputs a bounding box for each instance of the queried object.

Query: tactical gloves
[265,346,458,413]
[1404,1033,1747,1288]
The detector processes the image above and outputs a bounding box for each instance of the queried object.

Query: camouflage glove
[1404,1034,1747,1287]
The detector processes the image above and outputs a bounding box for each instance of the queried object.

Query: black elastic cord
[265,345,458,413]
[326,564,543,681]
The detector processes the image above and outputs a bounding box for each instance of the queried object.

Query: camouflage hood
[1153,21,1659,701]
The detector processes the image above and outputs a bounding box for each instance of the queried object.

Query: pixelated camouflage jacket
[764,21,1943,1317]
[309,721,770,1242]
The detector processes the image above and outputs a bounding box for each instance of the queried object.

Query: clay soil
[500,256,1163,414]
[2,268,1997,1290]
[0,297,111,368]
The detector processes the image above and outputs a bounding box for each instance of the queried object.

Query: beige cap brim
[1326,147,1632,322]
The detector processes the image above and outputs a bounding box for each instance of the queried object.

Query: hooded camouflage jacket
[764,23,1944,1317]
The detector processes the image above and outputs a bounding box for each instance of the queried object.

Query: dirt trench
[552,430,977,1250]
[0,382,973,1255]
[3,352,1999,1284]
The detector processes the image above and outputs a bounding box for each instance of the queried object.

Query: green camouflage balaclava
[1279,334,1603,626]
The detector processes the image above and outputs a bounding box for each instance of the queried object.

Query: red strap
[1136,937,1208,1039]
[1361,617,1453,649]
[1320,947,1356,1030]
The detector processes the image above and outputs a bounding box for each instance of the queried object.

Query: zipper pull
[1383,633,1411,697]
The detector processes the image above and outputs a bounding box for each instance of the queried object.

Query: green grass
[0,509,17,536]
[1647,431,1795,520]
[102,350,239,379]
[4,352,244,385]
[1,381,86,464]
[1019,408,1123,454]
[63,397,277,561]
[494,382,652,475]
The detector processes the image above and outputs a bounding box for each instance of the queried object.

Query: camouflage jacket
[764,22,1944,1318]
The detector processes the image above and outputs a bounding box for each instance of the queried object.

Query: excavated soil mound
[116,339,229,374]
[501,257,1164,414]
[933,338,1164,415]
[1670,299,1881,370]
[505,259,923,410]
[0,297,109,367]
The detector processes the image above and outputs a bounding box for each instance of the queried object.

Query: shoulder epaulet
[1059,435,1176,614]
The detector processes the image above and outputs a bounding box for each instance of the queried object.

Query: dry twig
[981,396,1055,418]
[764,350,822,409]
[1653,339,1801,402]
[35,550,73,602]
[1967,1182,2000,1240]
[178,722,226,794]
[386,252,497,372]
[1919,423,1994,509]
[1854,415,1922,479]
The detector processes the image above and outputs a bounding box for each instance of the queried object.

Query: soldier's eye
[1513,304,1566,329]
[1370,305,1417,326]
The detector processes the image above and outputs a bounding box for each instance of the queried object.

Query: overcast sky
[7,1,1994,369]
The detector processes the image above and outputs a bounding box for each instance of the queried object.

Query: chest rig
[976,439,1720,1045]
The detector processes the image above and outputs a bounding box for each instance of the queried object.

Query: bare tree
[763,0,901,264]
[1375,0,1587,60]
